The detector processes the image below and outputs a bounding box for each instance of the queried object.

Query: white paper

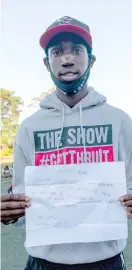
[24,162,128,247]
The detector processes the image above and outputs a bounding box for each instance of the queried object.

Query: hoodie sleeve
[12,121,31,226]
[118,112,132,193]
[12,121,31,194]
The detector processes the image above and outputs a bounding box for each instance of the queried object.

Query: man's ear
[90,55,96,68]
[43,57,50,72]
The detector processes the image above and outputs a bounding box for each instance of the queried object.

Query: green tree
[29,88,55,108]
[0,88,24,156]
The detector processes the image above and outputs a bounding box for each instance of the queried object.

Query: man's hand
[0,194,31,224]
[120,194,132,217]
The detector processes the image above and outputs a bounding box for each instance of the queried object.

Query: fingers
[1,208,25,218]
[1,201,30,210]
[1,213,24,224]
[0,195,31,221]
[1,214,24,221]
[0,194,30,202]
[119,194,132,218]
[126,207,132,214]
[120,196,132,209]
[123,200,132,207]
[120,194,132,202]
[120,201,132,217]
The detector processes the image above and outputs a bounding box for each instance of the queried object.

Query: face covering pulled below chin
[49,63,91,95]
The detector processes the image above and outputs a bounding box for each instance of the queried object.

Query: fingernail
[26,202,31,207]
[25,197,30,202]
[120,197,124,202]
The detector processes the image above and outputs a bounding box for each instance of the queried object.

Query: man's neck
[56,85,89,108]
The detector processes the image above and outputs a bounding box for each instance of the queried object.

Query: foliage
[29,87,55,108]
[0,88,23,156]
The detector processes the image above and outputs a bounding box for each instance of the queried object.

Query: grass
[1,178,132,270]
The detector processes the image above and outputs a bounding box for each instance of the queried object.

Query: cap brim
[40,24,92,49]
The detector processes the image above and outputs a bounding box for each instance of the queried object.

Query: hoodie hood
[39,87,107,112]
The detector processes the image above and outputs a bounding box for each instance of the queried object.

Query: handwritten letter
[24,162,128,247]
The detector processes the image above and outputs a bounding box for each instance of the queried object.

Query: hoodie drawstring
[57,103,87,165]
[57,104,65,166]
[80,103,87,163]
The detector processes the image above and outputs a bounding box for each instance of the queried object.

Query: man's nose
[61,53,75,67]
[61,61,74,68]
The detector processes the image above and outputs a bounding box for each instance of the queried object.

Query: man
[1,16,132,270]
[7,184,13,194]
[9,164,13,177]
[2,165,10,178]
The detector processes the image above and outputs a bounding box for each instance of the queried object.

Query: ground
[1,178,132,270]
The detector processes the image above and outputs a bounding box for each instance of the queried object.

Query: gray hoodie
[13,87,132,264]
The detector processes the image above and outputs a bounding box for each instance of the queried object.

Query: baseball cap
[39,16,92,50]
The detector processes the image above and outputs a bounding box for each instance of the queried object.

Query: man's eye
[53,50,62,56]
[73,47,83,54]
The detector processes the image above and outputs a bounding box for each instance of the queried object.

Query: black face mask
[48,58,91,96]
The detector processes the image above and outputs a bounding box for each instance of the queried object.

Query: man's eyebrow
[49,43,84,53]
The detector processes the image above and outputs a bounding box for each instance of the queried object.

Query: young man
[1,16,132,270]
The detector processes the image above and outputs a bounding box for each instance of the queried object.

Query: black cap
[39,16,92,50]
